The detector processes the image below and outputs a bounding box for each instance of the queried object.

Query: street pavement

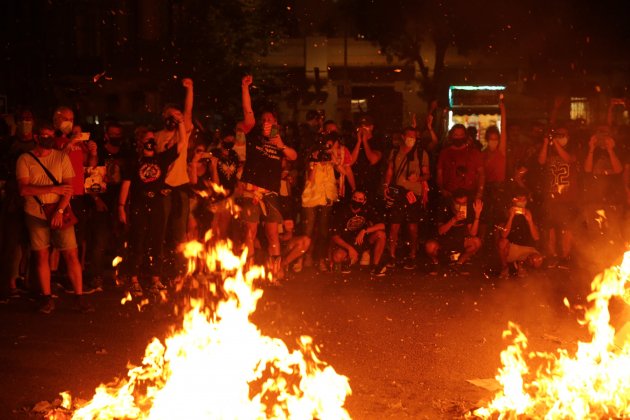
[0,263,602,419]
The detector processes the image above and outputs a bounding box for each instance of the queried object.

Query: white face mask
[404,137,416,148]
[60,120,73,135]
[19,121,33,136]
[556,136,568,147]
[488,139,499,151]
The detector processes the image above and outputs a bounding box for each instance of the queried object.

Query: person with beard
[118,121,187,297]
[0,109,37,299]
[238,75,298,278]
[16,125,93,313]
[330,190,387,276]
[537,125,578,269]
[87,122,134,290]
[155,78,194,280]
[437,124,485,201]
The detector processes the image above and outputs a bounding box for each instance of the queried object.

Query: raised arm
[182,78,194,133]
[499,93,507,157]
[241,75,255,133]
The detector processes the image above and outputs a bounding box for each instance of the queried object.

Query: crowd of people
[1,75,630,314]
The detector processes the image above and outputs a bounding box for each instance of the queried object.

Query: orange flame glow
[472,251,630,418]
[57,241,351,419]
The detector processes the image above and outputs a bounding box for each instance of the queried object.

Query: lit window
[570,97,589,122]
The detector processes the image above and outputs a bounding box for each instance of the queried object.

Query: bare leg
[407,223,418,258]
[560,229,572,259]
[244,221,259,261]
[282,236,311,267]
[369,230,386,265]
[61,248,83,295]
[388,223,400,259]
[264,222,281,257]
[459,237,481,264]
[34,248,51,295]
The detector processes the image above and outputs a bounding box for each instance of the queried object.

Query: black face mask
[38,135,56,150]
[221,141,234,150]
[108,137,123,147]
[164,117,178,131]
[143,139,156,151]
[351,200,365,211]
[452,138,466,147]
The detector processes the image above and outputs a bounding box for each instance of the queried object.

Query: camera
[309,134,334,162]
[166,116,180,126]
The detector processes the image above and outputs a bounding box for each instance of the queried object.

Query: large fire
[472,251,630,419]
[50,240,351,419]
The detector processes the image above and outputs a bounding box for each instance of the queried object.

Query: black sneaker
[38,297,55,314]
[74,296,95,313]
[340,263,351,274]
[403,257,417,270]
[556,258,570,270]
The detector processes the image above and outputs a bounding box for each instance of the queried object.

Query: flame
[55,240,351,419]
[472,251,630,418]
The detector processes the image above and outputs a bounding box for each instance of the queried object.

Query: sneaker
[340,263,352,274]
[318,259,329,272]
[546,256,559,269]
[38,297,55,314]
[451,264,470,276]
[371,263,387,277]
[427,261,439,276]
[81,283,98,295]
[403,257,417,270]
[91,276,104,292]
[292,258,303,273]
[75,297,95,313]
[129,282,143,297]
[386,258,396,269]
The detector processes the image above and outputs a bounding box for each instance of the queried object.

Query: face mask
[351,200,365,211]
[164,117,178,131]
[143,138,156,151]
[60,121,73,135]
[108,136,123,147]
[19,121,33,136]
[38,135,56,150]
[488,140,499,151]
[556,136,568,147]
[404,137,416,148]
[221,141,234,150]
[452,138,466,147]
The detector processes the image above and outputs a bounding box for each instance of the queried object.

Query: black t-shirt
[438,202,475,239]
[240,128,283,193]
[507,214,535,247]
[352,135,387,195]
[331,204,381,244]
[97,143,134,207]
[122,147,179,200]
[214,149,240,194]
[583,148,625,205]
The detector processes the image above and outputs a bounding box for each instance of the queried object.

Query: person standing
[238,75,298,277]
[156,78,194,280]
[16,125,92,313]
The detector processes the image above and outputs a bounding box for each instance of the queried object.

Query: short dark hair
[449,124,466,138]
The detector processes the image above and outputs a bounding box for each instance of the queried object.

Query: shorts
[389,194,424,224]
[25,213,78,251]
[277,195,295,221]
[542,201,575,230]
[506,243,539,263]
[238,193,283,223]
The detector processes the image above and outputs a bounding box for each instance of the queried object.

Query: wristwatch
[56,208,64,214]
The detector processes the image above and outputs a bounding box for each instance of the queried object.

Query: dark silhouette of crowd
[1,77,629,314]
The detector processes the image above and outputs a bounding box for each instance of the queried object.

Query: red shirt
[437,145,483,193]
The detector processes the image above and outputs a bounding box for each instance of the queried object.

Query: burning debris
[43,241,351,419]
[470,251,630,419]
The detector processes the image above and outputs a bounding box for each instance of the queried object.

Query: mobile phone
[513,207,524,215]
[269,125,279,138]
[200,152,213,159]
[78,132,91,141]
